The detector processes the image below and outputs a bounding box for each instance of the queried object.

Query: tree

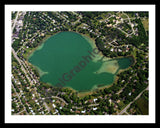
[12,39,22,51]
[124,99,129,104]
[21,99,25,104]
[16,88,20,93]
[12,102,17,109]
[108,105,114,114]
[104,88,110,94]
[112,94,119,101]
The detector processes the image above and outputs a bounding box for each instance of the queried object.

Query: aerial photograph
[11,10,149,116]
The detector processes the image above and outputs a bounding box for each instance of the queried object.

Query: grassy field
[141,18,149,31]
[118,100,126,110]
[136,96,149,115]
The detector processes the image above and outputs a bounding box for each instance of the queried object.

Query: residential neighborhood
[11,11,149,115]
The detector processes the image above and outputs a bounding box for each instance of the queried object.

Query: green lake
[28,31,134,92]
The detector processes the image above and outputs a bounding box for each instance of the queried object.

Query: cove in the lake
[28,31,134,92]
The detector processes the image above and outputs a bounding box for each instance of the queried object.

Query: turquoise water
[28,31,133,92]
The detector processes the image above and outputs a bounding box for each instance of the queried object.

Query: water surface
[28,31,133,92]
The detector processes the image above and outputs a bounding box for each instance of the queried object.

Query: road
[11,11,20,45]
[11,13,51,113]
[118,86,149,115]
[12,11,19,33]
[43,96,68,105]
[11,11,33,86]
[104,12,135,37]
[122,11,135,35]
[43,102,50,112]
[12,83,29,115]
[12,48,33,85]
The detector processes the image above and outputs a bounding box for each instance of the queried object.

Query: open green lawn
[136,96,148,115]
[141,18,149,31]
[118,100,126,110]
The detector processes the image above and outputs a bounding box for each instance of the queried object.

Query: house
[135,32,138,36]
[134,80,137,83]
[93,107,97,111]
[17,20,23,26]
[107,24,112,27]
[114,104,118,108]
[118,49,122,52]
[126,47,130,51]
[88,99,93,103]
[75,110,80,114]
[135,13,139,17]
[116,16,120,19]
[41,33,45,36]
[116,20,120,24]
[52,104,56,108]
[93,98,97,103]
[55,109,58,113]
[116,100,120,103]
[81,110,86,113]
[131,23,134,27]
[109,99,112,105]
[110,48,114,52]
[70,109,74,112]
[132,89,135,92]
[56,100,60,104]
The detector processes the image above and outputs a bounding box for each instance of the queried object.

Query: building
[81,110,86,113]
[52,104,56,108]
[117,100,120,103]
[93,107,97,111]
[110,48,114,52]
[93,98,97,103]
[128,92,132,96]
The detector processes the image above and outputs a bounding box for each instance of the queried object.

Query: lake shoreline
[27,31,135,96]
